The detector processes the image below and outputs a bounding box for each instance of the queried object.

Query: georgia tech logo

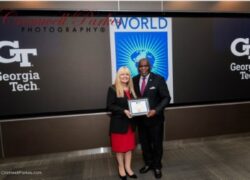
[230,38,250,80]
[231,38,250,59]
[0,41,37,67]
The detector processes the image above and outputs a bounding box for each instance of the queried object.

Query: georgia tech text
[0,71,40,92]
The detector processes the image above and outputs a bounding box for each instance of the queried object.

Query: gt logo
[0,41,37,67]
[231,38,250,59]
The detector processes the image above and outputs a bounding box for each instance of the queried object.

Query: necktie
[140,77,146,96]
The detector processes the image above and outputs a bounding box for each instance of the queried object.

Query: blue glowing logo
[115,32,169,80]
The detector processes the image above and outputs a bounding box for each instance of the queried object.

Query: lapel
[142,73,154,97]
[134,75,141,96]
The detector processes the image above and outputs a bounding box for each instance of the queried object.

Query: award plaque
[128,98,149,116]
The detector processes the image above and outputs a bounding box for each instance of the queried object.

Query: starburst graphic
[115,32,169,80]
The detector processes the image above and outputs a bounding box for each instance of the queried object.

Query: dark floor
[1,133,250,180]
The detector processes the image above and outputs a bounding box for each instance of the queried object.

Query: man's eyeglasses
[139,65,149,68]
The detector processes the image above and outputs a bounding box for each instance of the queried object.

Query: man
[133,58,171,179]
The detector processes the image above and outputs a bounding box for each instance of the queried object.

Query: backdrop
[1,11,250,119]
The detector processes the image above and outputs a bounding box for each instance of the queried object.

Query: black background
[1,11,250,119]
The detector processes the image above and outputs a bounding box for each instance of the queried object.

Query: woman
[107,66,138,180]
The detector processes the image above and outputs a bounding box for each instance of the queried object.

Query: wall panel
[1,102,250,158]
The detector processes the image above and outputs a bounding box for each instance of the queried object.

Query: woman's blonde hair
[115,66,137,98]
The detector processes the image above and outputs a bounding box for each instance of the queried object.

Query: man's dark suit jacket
[106,86,136,134]
[133,73,171,125]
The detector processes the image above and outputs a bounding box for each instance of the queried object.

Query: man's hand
[124,109,132,119]
[147,109,156,118]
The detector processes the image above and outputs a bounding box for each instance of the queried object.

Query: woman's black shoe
[127,173,137,178]
[119,175,127,180]
[126,171,138,178]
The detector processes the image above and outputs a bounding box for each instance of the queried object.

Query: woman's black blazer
[106,86,136,134]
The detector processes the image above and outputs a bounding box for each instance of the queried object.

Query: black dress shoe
[119,175,127,180]
[139,165,151,174]
[153,169,162,179]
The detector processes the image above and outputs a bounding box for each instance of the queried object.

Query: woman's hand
[124,109,132,119]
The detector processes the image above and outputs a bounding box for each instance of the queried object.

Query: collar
[140,73,150,80]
